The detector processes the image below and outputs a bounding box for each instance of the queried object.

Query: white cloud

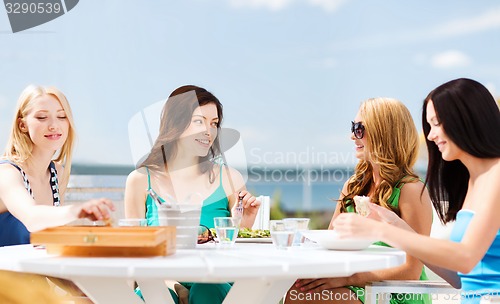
[227,0,348,12]
[432,7,500,39]
[329,6,500,52]
[430,50,471,69]
[307,0,347,13]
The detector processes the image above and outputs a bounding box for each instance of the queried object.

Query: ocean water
[246,181,341,211]
[67,167,351,212]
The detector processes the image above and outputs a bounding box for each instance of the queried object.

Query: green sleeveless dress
[138,166,232,304]
[345,180,431,304]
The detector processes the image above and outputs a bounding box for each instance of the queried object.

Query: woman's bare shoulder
[125,168,149,190]
[399,178,428,195]
[490,158,500,179]
[221,165,243,177]
[480,159,500,207]
[127,168,148,182]
[0,162,22,177]
[0,161,15,169]
[398,179,432,212]
[220,165,246,193]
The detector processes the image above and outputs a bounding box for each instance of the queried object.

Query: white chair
[252,195,270,230]
[364,208,460,304]
[365,280,459,304]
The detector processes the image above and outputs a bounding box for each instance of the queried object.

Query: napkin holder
[31,226,176,257]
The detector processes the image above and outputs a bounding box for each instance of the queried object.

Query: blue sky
[1,0,500,169]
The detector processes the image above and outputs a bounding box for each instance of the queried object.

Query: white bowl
[302,230,375,250]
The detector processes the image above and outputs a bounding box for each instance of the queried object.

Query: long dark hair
[139,85,224,183]
[422,78,500,223]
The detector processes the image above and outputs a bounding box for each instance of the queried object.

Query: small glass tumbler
[270,220,297,250]
[118,218,147,227]
[214,217,241,248]
[283,218,310,245]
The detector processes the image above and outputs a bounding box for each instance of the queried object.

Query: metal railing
[64,187,126,221]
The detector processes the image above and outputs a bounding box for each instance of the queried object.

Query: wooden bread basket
[31,226,176,257]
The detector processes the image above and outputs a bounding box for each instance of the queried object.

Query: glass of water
[283,218,310,245]
[214,217,241,248]
[270,220,297,250]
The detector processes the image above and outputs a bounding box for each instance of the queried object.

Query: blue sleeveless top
[0,160,60,247]
[449,210,500,304]
[144,165,230,228]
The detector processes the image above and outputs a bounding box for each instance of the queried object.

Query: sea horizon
[68,164,359,212]
[68,164,428,212]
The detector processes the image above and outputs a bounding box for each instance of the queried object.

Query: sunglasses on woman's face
[351,121,365,139]
[197,225,215,244]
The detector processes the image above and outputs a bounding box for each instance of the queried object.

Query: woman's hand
[73,198,115,222]
[366,203,413,232]
[293,277,348,294]
[234,190,261,228]
[238,190,260,217]
[332,212,381,239]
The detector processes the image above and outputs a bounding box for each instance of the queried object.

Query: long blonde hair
[3,85,76,189]
[341,97,419,215]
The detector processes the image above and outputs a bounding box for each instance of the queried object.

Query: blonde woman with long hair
[286,98,433,304]
[0,85,114,246]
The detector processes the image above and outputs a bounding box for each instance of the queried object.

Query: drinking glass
[158,208,200,249]
[118,219,147,227]
[156,192,203,249]
[270,220,297,250]
[283,218,310,245]
[213,217,241,248]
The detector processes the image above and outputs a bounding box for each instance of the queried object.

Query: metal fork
[235,192,244,218]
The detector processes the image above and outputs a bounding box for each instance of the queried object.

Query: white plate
[301,230,375,251]
[235,238,272,243]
